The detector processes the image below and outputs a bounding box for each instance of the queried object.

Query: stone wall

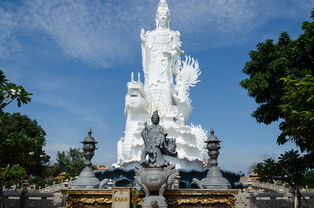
[3,191,65,208]
[4,189,314,208]
[235,191,314,208]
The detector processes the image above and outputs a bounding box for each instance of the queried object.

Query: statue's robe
[142,29,181,87]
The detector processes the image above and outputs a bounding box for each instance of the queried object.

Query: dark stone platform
[94,168,243,189]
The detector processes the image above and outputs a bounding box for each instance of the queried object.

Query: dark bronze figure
[140,111,177,167]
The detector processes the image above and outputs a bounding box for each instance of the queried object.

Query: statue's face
[157,9,169,25]
[151,114,160,125]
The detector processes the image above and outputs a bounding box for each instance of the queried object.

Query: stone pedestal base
[142,195,167,208]
[193,167,231,189]
[165,189,237,208]
[62,189,237,208]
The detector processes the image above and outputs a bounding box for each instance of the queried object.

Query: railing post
[40,196,48,208]
[248,192,256,208]
[19,190,27,208]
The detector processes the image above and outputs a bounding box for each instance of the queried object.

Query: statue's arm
[169,31,184,76]
[141,28,147,76]
[158,126,167,136]
[141,122,148,138]
[174,31,184,54]
[140,28,146,43]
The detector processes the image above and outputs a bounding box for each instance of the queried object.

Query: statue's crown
[157,0,169,12]
[153,110,159,117]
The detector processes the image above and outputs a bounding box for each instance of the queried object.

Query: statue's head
[156,0,170,28]
[151,110,160,125]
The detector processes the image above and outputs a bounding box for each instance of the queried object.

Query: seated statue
[141,111,177,167]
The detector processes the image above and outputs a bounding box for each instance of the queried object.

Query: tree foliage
[0,70,49,177]
[240,10,314,152]
[55,148,84,177]
[0,113,50,176]
[0,69,32,112]
[279,75,314,152]
[0,165,26,187]
[304,170,314,189]
[0,70,45,208]
[243,11,314,207]
[254,150,314,207]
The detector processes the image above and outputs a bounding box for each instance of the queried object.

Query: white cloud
[28,74,108,127]
[0,7,21,59]
[0,0,311,66]
[33,93,107,126]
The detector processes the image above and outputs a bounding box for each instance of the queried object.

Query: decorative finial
[138,72,141,82]
[131,72,134,82]
[208,128,219,142]
[210,128,215,135]
[83,128,96,143]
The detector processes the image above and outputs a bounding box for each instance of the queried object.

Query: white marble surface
[114,0,208,169]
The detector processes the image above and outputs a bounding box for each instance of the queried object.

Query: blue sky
[1,0,313,173]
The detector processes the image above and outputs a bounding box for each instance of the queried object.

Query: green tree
[240,10,314,152]
[55,148,84,177]
[254,150,314,208]
[0,165,26,208]
[279,75,314,152]
[242,10,314,208]
[0,69,45,208]
[304,170,314,189]
[0,165,26,188]
[0,113,50,176]
[0,69,32,113]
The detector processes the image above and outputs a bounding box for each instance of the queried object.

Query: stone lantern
[193,129,231,189]
[207,128,221,167]
[72,129,100,189]
[82,129,97,167]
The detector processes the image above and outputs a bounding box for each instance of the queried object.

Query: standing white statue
[115,0,209,169]
[141,0,182,88]
[140,0,183,118]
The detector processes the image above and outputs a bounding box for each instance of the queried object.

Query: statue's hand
[176,47,184,54]
[162,50,172,57]
[140,28,145,42]
[163,50,177,57]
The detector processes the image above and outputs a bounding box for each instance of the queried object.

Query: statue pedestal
[193,167,231,190]
[62,189,238,208]
[134,165,177,208]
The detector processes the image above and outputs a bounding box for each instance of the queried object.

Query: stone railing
[3,180,72,193]
[236,191,314,208]
[38,180,71,193]
[3,191,66,208]
[250,181,290,193]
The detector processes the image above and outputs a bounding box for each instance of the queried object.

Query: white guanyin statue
[114,0,209,169]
